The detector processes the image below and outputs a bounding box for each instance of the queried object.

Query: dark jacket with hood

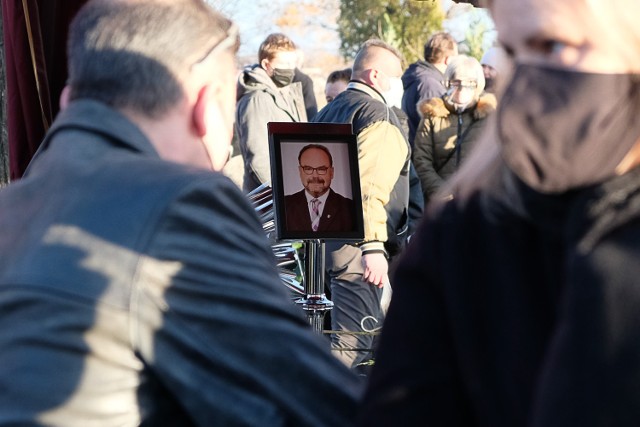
[401,60,447,146]
[0,100,362,426]
[235,64,307,192]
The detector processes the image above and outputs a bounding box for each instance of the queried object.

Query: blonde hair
[258,33,297,63]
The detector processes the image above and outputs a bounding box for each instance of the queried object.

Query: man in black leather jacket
[0,1,362,425]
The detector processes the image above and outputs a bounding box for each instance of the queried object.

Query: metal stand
[295,239,333,333]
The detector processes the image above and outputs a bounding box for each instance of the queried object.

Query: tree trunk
[0,6,9,186]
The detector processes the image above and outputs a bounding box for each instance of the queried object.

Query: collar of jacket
[418,60,444,75]
[418,92,497,121]
[238,64,279,93]
[31,99,159,163]
[346,81,386,104]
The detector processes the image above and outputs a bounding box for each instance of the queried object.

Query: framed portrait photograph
[268,122,364,241]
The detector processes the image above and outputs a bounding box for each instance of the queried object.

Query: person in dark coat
[284,144,355,233]
[294,67,319,120]
[0,1,363,425]
[401,31,458,147]
[358,0,640,426]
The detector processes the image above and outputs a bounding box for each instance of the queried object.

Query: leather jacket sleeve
[131,176,362,426]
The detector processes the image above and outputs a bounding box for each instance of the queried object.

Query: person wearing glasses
[284,144,355,233]
[412,54,497,202]
[0,0,363,425]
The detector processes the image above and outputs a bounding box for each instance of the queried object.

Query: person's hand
[361,252,389,288]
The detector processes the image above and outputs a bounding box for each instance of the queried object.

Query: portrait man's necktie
[310,198,321,231]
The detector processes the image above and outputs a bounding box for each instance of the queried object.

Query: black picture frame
[268,122,364,241]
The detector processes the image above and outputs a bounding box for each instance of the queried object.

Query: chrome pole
[295,239,333,333]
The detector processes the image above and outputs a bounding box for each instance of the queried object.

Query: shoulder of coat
[418,97,449,119]
[473,92,498,120]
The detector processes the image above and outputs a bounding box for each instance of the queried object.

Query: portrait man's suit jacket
[284,189,355,232]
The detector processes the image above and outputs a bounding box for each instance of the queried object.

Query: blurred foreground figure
[0,1,361,425]
[360,0,640,425]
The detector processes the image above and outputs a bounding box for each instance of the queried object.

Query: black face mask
[271,68,295,87]
[497,64,640,193]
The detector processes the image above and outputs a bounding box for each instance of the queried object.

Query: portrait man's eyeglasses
[300,166,330,175]
[447,79,478,90]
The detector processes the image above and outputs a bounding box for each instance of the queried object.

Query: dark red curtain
[2,0,86,180]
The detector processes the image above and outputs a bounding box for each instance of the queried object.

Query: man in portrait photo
[285,144,356,233]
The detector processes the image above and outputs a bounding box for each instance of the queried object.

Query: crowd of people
[232,24,503,375]
[1,0,639,425]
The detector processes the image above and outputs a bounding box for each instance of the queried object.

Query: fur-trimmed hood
[418,92,497,121]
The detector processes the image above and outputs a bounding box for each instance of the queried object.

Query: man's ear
[59,85,71,111]
[362,68,377,86]
[192,84,212,138]
[261,58,272,74]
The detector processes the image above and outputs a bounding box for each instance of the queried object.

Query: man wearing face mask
[359,0,640,426]
[235,33,307,192]
[313,39,411,375]
[413,55,497,201]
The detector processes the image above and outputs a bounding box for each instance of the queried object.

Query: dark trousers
[327,244,384,372]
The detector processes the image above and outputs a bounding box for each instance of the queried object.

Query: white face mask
[445,86,475,112]
[383,77,404,109]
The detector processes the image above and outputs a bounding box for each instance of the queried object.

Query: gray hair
[445,55,486,98]
[66,0,238,118]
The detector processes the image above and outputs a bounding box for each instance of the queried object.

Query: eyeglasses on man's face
[300,166,330,175]
[447,79,478,90]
